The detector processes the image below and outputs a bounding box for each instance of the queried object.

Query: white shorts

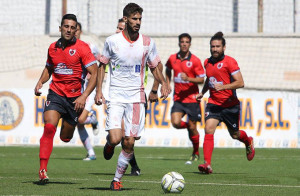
[105,101,145,137]
[84,89,96,112]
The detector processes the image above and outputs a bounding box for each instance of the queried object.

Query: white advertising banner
[0,89,299,148]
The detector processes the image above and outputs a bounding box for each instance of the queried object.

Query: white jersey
[84,42,100,111]
[100,32,160,103]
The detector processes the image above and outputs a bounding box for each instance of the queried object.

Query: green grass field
[0,146,299,195]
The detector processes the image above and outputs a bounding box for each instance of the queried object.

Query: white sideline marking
[95,179,300,189]
[2,176,299,188]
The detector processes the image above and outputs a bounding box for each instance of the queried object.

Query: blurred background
[0,0,299,148]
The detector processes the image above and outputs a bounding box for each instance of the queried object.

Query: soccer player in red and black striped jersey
[34,14,98,183]
[196,32,255,174]
[166,33,205,164]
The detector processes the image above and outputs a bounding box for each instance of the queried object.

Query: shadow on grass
[32,181,79,185]
[80,187,134,191]
[51,157,83,160]
[88,172,142,177]
[185,171,248,175]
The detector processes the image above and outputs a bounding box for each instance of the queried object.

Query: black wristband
[151,90,157,94]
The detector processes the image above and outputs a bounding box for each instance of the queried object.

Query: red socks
[189,134,200,155]
[203,134,214,165]
[238,130,250,146]
[39,123,56,171]
[180,121,188,129]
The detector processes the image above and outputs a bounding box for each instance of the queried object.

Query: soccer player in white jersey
[95,3,169,191]
[74,22,99,161]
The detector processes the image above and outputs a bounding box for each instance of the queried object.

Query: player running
[95,3,169,191]
[165,33,205,164]
[34,14,97,184]
[196,32,255,174]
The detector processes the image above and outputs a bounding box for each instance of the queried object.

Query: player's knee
[171,121,181,129]
[60,136,72,143]
[230,132,239,139]
[109,138,121,146]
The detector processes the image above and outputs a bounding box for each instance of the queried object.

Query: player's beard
[211,51,224,60]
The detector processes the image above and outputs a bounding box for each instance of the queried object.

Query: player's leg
[39,110,61,183]
[79,91,99,135]
[223,105,255,161]
[77,123,96,160]
[111,102,144,190]
[104,102,124,160]
[185,102,202,164]
[60,119,76,142]
[129,94,148,175]
[171,102,187,129]
[198,103,221,174]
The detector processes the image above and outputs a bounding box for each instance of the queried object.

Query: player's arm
[73,63,98,112]
[94,62,106,105]
[214,71,244,91]
[196,78,209,101]
[148,63,162,102]
[165,66,172,92]
[34,66,53,96]
[150,62,169,100]
[180,74,204,84]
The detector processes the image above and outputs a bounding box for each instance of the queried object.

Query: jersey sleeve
[46,47,54,67]
[90,43,101,61]
[228,58,240,75]
[146,39,161,68]
[194,58,205,78]
[165,56,172,70]
[99,39,111,65]
[80,43,97,68]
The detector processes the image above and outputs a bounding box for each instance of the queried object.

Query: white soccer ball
[161,171,185,193]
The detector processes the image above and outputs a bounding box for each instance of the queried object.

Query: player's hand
[34,81,43,96]
[94,91,105,105]
[196,93,204,102]
[214,82,224,91]
[160,82,169,100]
[180,72,189,81]
[73,95,86,113]
[149,91,159,102]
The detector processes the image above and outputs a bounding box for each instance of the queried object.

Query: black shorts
[171,101,201,122]
[44,89,80,126]
[205,103,240,132]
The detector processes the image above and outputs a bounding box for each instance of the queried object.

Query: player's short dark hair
[178,33,192,43]
[210,31,226,46]
[77,22,82,31]
[61,14,77,26]
[118,18,125,23]
[123,3,143,17]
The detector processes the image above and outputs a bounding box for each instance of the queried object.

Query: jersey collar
[55,37,77,49]
[176,51,192,61]
[122,31,139,44]
[208,54,225,64]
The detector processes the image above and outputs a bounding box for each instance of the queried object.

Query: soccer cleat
[198,163,213,174]
[39,169,49,184]
[83,154,96,161]
[103,143,115,160]
[185,154,199,164]
[130,166,141,176]
[246,137,255,161]
[110,180,123,191]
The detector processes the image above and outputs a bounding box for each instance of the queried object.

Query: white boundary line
[2,176,299,188]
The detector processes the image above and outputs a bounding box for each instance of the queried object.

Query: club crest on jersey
[46,101,50,106]
[69,49,76,56]
[186,61,192,67]
[217,63,223,69]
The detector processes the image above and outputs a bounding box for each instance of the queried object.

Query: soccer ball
[161,171,185,193]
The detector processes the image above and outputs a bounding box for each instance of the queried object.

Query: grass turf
[0,146,299,195]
